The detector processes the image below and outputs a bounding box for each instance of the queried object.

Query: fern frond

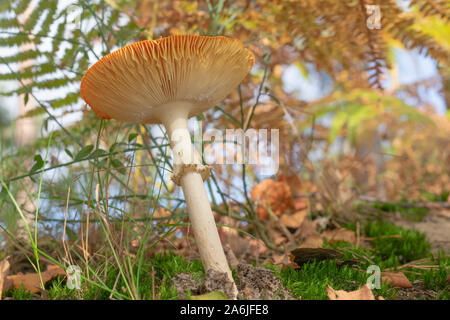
[22,78,72,91]
[48,92,79,108]
[19,92,80,119]
[0,62,58,81]
[0,33,32,47]
[51,20,67,53]
[1,50,43,63]
[410,0,450,21]
[39,1,58,36]
[14,0,30,16]
[0,0,152,123]
[22,1,43,31]
[388,18,450,63]
[0,18,19,29]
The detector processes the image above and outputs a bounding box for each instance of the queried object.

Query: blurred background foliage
[0,0,449,255]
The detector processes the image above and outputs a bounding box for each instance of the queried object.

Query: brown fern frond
[387,17,450,64]
[358,0,387,89]
[410,0,450,21]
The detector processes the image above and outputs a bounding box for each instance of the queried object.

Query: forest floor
[392,208,450,253]
[1,200,449,300]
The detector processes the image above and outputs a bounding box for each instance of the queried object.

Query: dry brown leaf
[250,179,294,220]
[278,175,316,211]
[290,248,344,267]
[322,228,356,244]
[299,234,323,248]
[280,210,307,229]
[153,207,175,224]
[270,254,290,266]
[293,197,308,211]
[381,272,412,288]
[296,219,320,240]
[327,284,382,300]
[4,264,66,294]
[0,259,10,300]
[279,174,317,194]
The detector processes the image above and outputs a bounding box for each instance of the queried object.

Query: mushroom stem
[162,109,238,298]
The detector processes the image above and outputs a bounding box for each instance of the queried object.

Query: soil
[172,263,294,300]
[391,208,450,253]
[172,269,236,299]
[236,263,294,300]
[395,280,440,300]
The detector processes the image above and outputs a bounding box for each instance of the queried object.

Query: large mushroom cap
[80,35,254,123]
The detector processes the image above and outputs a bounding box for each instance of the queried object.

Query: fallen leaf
[152,207,175,224]
[250,179,294,220]
[322,228,356,244]
[299,234,323,248]
[0,258,10,300]
[326,284,377,300]
[293,197,308,211]
[280,210,308,229]
[296,219,320,239]
[4,264,66,294]
[218,216,254,258]
[289,248,344,267]
[279,175,316,210]
[279,174,317,194]
[381,272,412,288]
[190,291,228,300]
[270,254,290,266]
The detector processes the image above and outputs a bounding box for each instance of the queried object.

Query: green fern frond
[21,78,72,91]
[39,1,58,36]
[14,0,30,16]
[1,50,43,63]
[0,0,140,123]
[0,18,19,29]
[410,0,450,21]
[22,1,43,32]
[48,92,80,108]
[19,107,46,119]
[51,20,67,53]
[0,33,32,47]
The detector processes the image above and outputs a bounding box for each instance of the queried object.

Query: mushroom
[80,35,254,298]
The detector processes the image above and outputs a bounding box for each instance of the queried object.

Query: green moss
[422,190,450,202]
[422,252,449,296]
[3,222,445,300]
[276,260,394,300]
[364,221,431,266]
[47,278,79,300]
[151,253,204,300]
[5,285,34,300]
[273,220,442,300]
[80,252,205,300]
[356,201,428,222]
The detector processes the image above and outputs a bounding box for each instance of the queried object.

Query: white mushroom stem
[161,107,237,298]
